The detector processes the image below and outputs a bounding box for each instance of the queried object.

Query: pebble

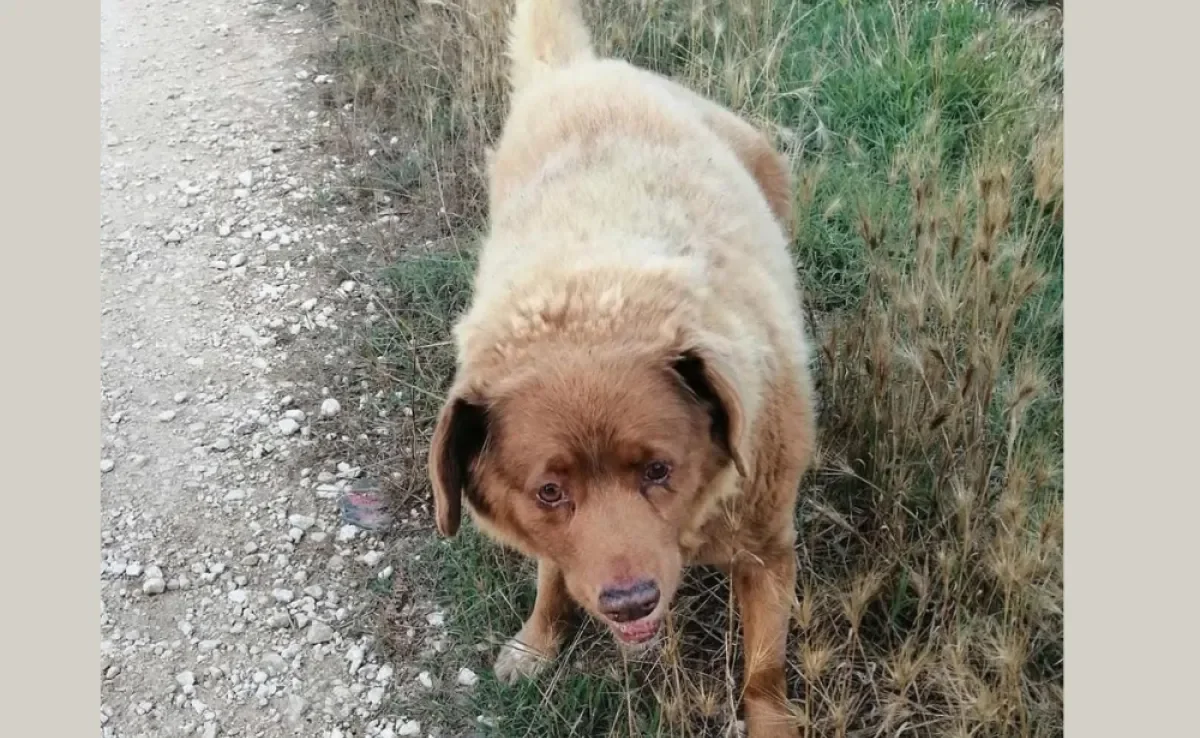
[319,398,341,417]
[457,667,478,687]
[306,621,335,644]
[278,418,300,435]
[158,410,178,422]
[143,578,166,595]
[229,252,246,268]
[228,589,248,604]
[397,720,421,737]
[417,672,433,689]
[288,514,316,530]
[272,588,295,603]
[101,459,116,473]
[237,170,253,187]
[359,550,384,567]
[285,694,308,723]
[339,280,357,294]
[347,645,364,674]
[176,671,196,689]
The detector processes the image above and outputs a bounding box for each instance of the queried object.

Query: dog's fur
[428,1,815,735]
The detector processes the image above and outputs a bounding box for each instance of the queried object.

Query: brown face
[430,345,745,646]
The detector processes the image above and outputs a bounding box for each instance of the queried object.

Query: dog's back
[462,0,809,394]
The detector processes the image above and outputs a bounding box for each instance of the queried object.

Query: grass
[322,0,1064,736]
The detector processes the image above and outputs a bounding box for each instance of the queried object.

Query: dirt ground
[99,1,423,736]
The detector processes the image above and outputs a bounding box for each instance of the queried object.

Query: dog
[427,1,815,735]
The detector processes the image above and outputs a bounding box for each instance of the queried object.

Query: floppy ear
[427,390,491,537]
[671,347,750,477]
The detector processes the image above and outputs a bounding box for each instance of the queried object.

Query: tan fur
[428,2,815,736]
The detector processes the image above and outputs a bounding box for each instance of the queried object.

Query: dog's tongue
[615,618,659,642]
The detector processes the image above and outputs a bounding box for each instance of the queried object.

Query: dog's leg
[734,545,799,738]
[495,558,571,683]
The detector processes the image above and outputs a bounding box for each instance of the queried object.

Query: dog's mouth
[608,615,661,645]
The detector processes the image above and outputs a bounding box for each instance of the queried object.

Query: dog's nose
[598,579,660,623]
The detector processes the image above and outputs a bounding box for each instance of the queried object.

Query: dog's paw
[494,638,552,684]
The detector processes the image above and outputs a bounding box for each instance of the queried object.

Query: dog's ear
[671,346,750,477]
[428,387,491,537]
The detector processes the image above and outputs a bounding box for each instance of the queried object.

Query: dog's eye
[643,461,671,484]
[537,483,565,506]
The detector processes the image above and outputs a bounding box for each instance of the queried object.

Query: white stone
[285,694,307,723]
[456,667,479,687]
[306,621,335,644]
[288,514,316,530]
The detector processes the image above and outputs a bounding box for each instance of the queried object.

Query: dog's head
[428,339,748,646]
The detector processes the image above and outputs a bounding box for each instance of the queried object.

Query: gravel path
[99,2,414,736]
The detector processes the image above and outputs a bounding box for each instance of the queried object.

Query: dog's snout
[598,579,660,623]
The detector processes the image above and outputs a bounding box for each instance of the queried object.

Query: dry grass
[319,0,1064,735]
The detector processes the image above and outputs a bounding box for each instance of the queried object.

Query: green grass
[326,0,1064,736]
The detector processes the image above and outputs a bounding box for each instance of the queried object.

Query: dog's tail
[507,0,595,93]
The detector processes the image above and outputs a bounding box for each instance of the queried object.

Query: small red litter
[338,479,393,532]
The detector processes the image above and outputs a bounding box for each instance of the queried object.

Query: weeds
[323,0,1064,735]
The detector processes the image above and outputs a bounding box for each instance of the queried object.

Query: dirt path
[100,2,413,736]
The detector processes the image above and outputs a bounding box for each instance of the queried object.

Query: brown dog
[427,1,815,735]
